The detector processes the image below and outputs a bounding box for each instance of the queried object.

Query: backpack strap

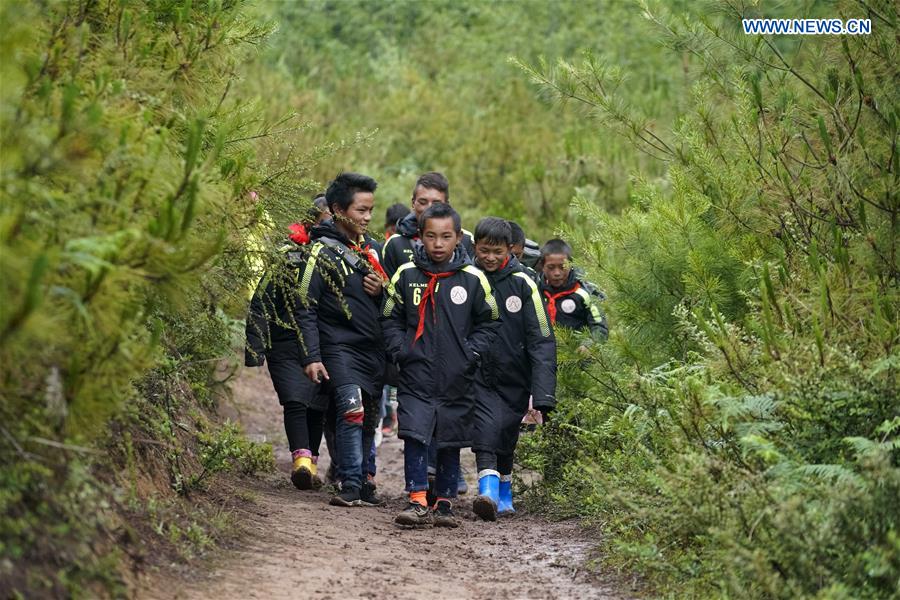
[316,235,366,272]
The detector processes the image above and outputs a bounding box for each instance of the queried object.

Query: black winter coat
[381,212,475,277]
[381,245,500,448]
[539,270,608,342]
[294,220,386,396]
[473,256,557,453]
[244,236,329,410]
[245,242,308,367]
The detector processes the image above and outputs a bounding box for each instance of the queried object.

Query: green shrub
[519,1,899,597]
[0,0,305,594]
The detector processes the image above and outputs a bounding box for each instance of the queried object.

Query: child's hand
[304,362,330,384]
[363,273,384,297]
[538,407,552,424]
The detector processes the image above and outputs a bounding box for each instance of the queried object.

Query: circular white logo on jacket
[505,295,522,313]
[450,286,468,305]
[561,298,577,313]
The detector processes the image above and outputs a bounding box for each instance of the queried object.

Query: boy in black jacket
[539,238,608,344]
[381,172,475,277]
[295,172,389,508]
[382,204,500,528]
[470,218,557,520]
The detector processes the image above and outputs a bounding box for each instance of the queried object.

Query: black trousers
[267,358,328,453]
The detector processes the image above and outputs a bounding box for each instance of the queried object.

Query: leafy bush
[0,0,298,594]
[518,1,899,597]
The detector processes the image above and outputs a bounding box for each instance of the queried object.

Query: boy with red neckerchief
[538,238,608,345]
[382,203,500,528]
[294,173,389,508]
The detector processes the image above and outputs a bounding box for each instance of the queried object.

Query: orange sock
[410,490,427,507]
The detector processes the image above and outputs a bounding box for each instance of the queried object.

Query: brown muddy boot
[394,502,433,528]
[432,500,460,528]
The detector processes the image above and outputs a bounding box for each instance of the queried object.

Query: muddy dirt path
[140,368,629,600]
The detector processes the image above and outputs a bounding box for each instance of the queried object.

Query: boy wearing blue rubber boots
[471,218,557,520]
[382,204,500,528]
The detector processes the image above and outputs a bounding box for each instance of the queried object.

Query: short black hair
[541,238,572,260]
[313,193,328,212]
[419,202,461,234]
[474,217,512,246]
[301,193,328,224]
[325,172,377,212]
[412,171,449,202]
[507,221,526,247]
[385,203,410,227]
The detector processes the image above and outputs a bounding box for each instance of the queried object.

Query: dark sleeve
[294,246,325,366]
[464,269,501,359]
[584,289,608,343]
[460,233,475,259]
[381,235,401,278]
[244,275,270,367]
[367,235,383,256]
[517,275,557,409]
[380,270,407,363]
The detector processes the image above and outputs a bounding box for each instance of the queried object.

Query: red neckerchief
[544,282,581,325]
[351,242,389,281]
[288,223,310,245]
[414,270,454,344]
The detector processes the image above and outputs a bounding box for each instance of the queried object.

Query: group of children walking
[245,171,607,528]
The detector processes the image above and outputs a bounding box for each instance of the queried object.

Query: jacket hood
[309,219,357,246]
[396,211,419,239]
[412,241,471,273]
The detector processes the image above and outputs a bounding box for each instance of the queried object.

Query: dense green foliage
[516,1,899,597]
[0,1,294,594]
[259,0,685,235]
[1,0,897,597]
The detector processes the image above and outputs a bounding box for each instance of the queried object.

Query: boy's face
[421,216,461,264]
[411,185,447,217]
[474,239,511,273]
[511,243,525,260]
[333,191,374,238]
[542,253,571,288]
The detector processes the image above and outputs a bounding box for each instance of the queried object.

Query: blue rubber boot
[498,475,515,515]
[472,470,500,522]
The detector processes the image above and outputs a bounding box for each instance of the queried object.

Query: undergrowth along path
[140,368,629,600]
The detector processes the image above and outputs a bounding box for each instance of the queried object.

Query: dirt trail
[140,368,629,600]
